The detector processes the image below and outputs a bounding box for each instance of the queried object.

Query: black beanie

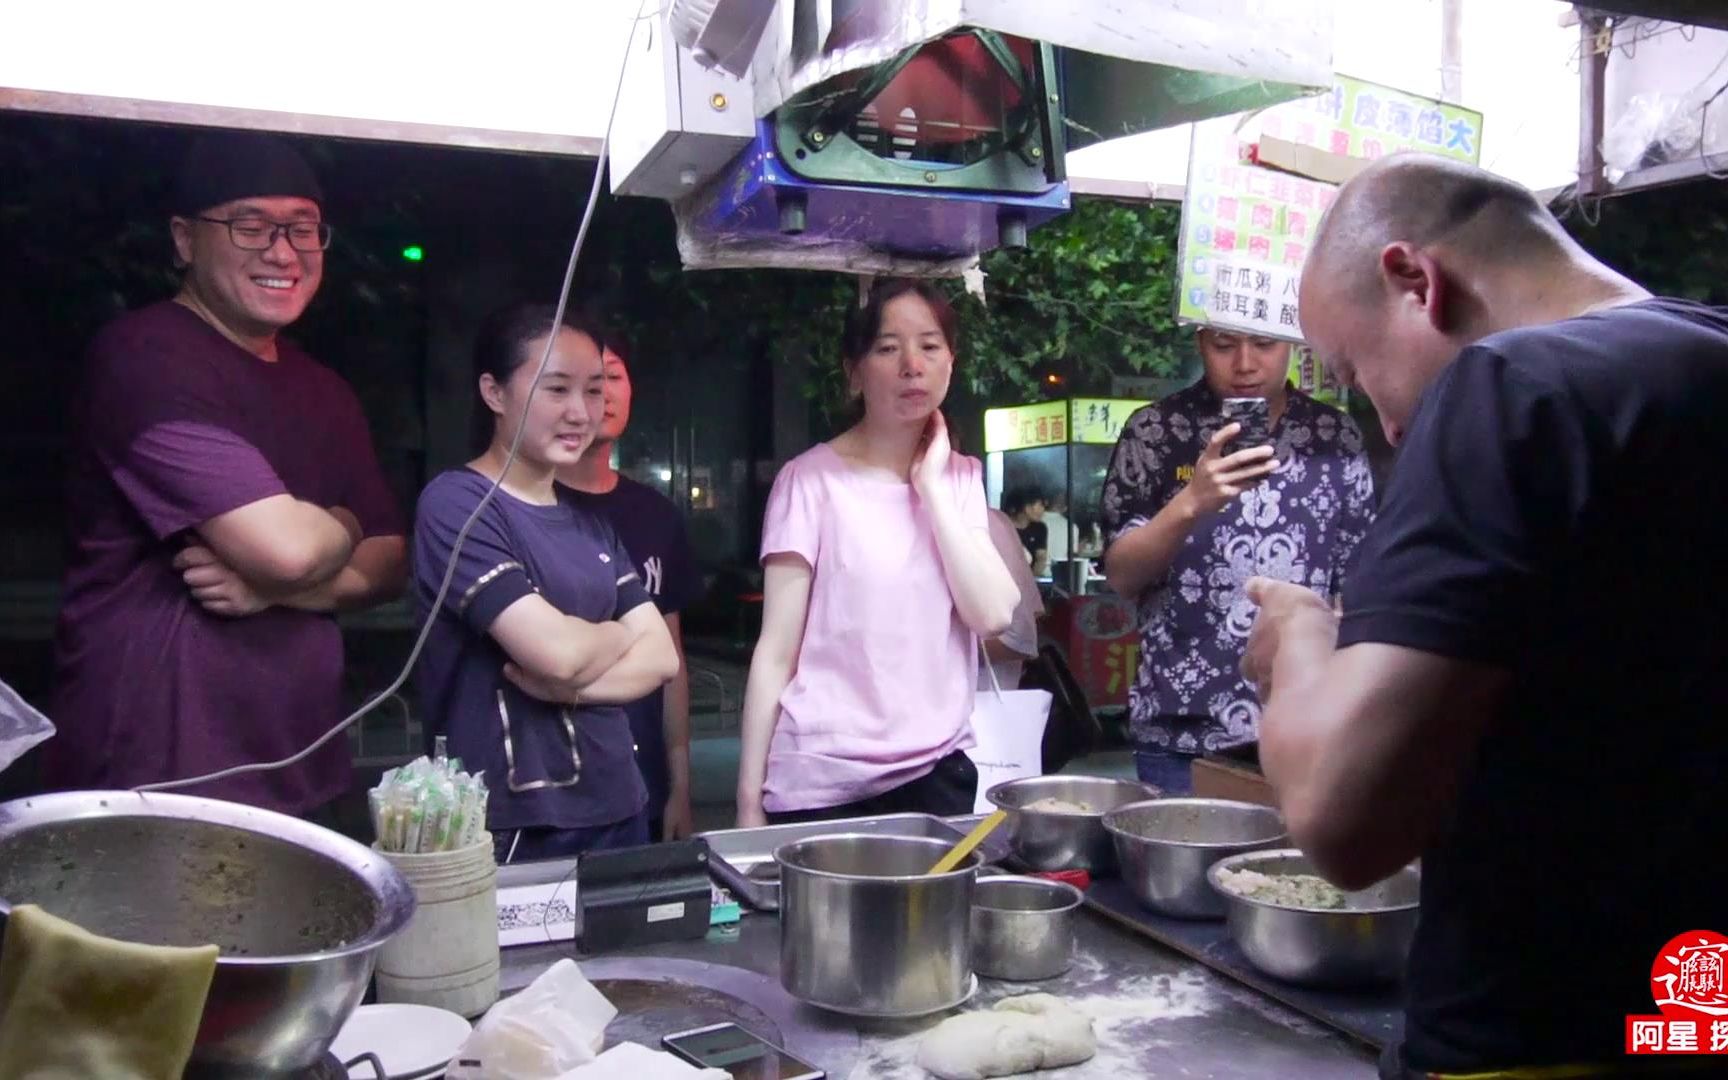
[170,130,325,217]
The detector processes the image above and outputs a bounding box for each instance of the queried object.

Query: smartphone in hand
[1221,397,1273,453]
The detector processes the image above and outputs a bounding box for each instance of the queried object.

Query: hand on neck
[843,412,927,478]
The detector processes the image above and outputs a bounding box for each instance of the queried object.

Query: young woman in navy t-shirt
[412,304,679,864]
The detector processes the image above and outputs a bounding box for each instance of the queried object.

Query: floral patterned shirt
[1100,381,1375,753]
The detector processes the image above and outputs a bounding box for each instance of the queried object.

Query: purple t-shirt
[47,302,403,814]
[412,470,652,832]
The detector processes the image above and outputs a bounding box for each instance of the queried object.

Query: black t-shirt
[1338,298,1728,1072]
[564,476,703,817]
[1018,519,1049,558]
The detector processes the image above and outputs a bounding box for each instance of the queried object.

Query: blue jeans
[493,810,650,865]
[1133,749,1195,795]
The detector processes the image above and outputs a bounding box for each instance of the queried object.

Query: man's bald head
[1296,153,1642,446]
[1306,152,1569,300]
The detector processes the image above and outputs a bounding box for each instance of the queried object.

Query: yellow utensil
[927,810,1007,875]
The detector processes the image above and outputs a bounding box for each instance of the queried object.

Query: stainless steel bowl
[1104,798,1288,919]
[986,775,1162,873]
[970,875,1084,982]
[775,833,981,1018]
[1207,848,1420,988]
[0,791,415,1078]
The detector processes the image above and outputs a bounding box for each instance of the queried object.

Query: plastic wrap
[0,678,55,776]
[1602,86,1728,181]
[445,959,616,1079]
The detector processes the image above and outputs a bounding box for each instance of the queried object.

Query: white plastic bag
[964,664,1052,814]
[0,678,55,776]
[446,959,616,1080]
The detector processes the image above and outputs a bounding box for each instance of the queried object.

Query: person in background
[1005,487,1050,576]
[413,304,679,864]
[1244,153,1728,1079]
[983,507,1045,691]
[1100,327,1374,796]
[560,327,703,841]
[736,279,1019,826]
[1043,491,1071,566]
[47,132,406,818]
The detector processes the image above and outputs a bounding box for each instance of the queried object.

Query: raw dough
[1024,797,1094,814]
[916,994,1097,1080]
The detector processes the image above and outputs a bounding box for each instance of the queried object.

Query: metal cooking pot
[775,833,981,1018]
[970,875,1083,982]
[0,791,416,1078]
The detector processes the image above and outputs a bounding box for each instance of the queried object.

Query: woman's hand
[911,411,952,501]
[734,796,768,830]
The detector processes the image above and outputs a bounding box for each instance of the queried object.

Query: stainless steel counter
[498,903,1378,1078]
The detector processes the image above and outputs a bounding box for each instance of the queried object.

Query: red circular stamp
[1651,931,1728,1019]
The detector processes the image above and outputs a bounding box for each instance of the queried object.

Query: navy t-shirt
[1338,299,1728,1072]
[565,476,702,817]
[412,469,652,831]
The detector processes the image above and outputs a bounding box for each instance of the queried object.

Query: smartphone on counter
[1220,397,1273,453]
[662,1022,826,1080]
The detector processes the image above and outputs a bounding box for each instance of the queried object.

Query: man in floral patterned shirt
[1100,329,1375,793]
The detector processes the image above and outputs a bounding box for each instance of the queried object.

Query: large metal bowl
[986,775,1162,874]
[775,833,981,1018]
[0,791,416,1078]
[1104,798,1288,919]
[1207,848,1419,988]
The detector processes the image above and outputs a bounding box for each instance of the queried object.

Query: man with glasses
[46,132,406,820]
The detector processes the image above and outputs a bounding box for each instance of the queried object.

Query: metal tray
[1085,877,1403,1051]
[699,813,976,911]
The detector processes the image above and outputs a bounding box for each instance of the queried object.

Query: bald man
[1241,154,1728,1076]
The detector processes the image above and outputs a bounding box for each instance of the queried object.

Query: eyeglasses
[196,216,334,252]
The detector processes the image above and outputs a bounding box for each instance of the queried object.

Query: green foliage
[958,198,1191,398]
[599,195,1194,426]
[1562,181,1728,304]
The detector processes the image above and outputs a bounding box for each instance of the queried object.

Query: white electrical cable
[136,0,658,796]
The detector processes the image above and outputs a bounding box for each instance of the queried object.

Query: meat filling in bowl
[1215,866,1346,909]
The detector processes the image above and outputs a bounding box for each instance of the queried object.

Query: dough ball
[915,994,1096,1079]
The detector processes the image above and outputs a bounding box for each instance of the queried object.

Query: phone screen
[662,1024,825,1080]
[1221,397,1272,451]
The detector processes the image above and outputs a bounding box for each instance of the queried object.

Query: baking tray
[1085,877,1404,1051]
[699,813,980,911]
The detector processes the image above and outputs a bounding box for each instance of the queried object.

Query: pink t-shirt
[760,443,987,812]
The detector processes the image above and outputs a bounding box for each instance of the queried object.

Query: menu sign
[1176,75,1485,344]
[1069,398,1150,446]
[984,401,1067,453]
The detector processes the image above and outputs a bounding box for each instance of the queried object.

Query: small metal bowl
[970,875,1084,982]
[1104,798,1289,919]
[1207,848,1420,988]
[986,775,1162,874]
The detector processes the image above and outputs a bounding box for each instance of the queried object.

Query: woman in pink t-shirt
[735,280,1021,826]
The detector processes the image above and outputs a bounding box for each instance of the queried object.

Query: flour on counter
[847,954,1219,1079]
